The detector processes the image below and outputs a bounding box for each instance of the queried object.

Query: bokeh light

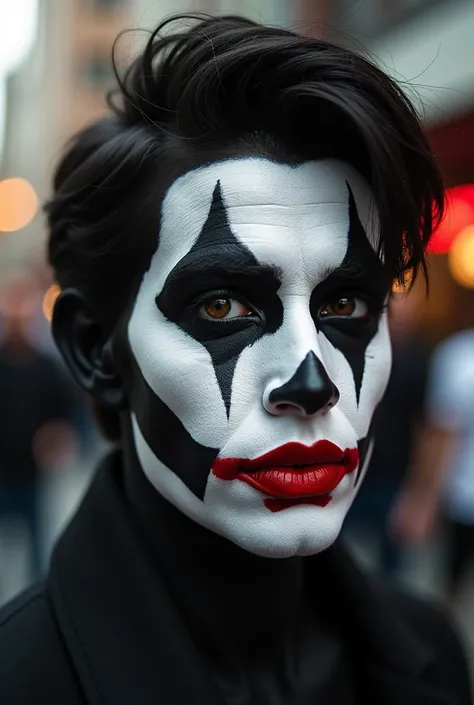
[42,283,61,322]
[429,184,474,254]
[0,177,38,232]
[448,225,474,289]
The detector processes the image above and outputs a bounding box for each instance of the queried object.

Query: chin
[208,493,353,559]
[202,472,356,558]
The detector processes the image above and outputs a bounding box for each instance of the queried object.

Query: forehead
[154,157,379,285]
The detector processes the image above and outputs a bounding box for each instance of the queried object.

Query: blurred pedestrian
[346,292,430,577]
[0,276,78,582]
[391,325,474,608]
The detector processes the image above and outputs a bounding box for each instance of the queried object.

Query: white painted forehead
[161,156,378,241]
[151,157,380,283]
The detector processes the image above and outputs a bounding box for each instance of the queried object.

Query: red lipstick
[212,440,359,510]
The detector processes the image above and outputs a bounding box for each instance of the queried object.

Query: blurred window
[91,0,128,7]
[333,0,444,38]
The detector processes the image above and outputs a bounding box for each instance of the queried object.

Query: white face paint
[127,157,392,558]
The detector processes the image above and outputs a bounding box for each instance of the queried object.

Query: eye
[319,295,368,319]
[197,296,254,321]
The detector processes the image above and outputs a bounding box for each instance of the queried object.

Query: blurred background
[0,0,474,670]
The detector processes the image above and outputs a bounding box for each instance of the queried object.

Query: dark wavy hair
[46,13,444,330]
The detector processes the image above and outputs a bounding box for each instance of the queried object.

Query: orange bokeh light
[42,284,61,322]
[0,177,38,232]
[448,225,474,289]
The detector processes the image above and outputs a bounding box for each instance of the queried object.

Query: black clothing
[0,452,470,705]
[446,519,474,589]
[123,441,355,704]
[0,349,75,478]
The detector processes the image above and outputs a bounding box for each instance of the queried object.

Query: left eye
[197,296,254,321]
[319,295,368,319]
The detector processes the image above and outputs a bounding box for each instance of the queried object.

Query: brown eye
[198,297,254,321]
[204,298,231,319]
[320,296,368,319]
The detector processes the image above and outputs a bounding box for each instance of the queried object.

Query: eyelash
[187,289,387,323]
[187,289,255,322]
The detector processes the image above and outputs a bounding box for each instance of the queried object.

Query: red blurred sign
[429,184,474,254]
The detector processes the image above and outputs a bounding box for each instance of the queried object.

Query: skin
[120,157,392,558]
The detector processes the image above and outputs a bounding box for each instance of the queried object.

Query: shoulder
[388,586,472,701]
[0,584,84,704]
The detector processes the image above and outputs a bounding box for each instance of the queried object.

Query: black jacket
[0,456,471,705]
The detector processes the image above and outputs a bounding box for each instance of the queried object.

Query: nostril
[275,403,292,412]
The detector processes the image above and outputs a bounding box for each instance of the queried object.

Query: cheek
[318,314,392,438]
[127,300,229,448]
[356,316,392,435]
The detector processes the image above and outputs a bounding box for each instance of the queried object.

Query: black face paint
[310,184,389,405]
[128,355,219,499]
[269,351,340,415]
[356,402,381,484]
[157,181,284,418]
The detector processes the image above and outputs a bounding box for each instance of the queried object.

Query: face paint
[126,157,392,558]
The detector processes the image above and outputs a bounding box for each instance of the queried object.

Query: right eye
[197,296,255,321]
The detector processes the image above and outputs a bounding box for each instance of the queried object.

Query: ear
[52,288,124,409]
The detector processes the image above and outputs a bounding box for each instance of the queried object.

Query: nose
[265,351,340,417]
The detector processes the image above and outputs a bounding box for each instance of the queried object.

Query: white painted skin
[128,158,392,558]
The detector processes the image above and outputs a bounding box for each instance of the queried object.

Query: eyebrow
[321,255,385,282]
[155,250,284,317]
[162,252,283,290]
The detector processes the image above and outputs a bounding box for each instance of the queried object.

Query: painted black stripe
[157,180,283,419]
[311,183,388,405]
[130,357,219,500]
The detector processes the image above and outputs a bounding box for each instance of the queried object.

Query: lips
[212,440,359,509]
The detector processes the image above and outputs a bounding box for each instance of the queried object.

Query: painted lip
[212,440,359,500]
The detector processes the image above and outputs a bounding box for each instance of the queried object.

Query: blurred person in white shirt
[391,301,474,607]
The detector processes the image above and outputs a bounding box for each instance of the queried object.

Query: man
[0,14,469,705]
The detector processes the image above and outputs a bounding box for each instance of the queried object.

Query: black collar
[47,453,463,705]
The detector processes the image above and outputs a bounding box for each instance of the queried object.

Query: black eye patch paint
[157,181,284,418]
[310,184,389,405]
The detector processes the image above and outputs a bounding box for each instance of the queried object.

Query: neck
[121,437,307,666]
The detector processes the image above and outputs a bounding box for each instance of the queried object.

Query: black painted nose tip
[267,351,340,416]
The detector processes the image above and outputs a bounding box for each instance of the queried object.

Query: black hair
[45,14,444,435]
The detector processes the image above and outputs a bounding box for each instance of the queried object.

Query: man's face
[125,157,391,558]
